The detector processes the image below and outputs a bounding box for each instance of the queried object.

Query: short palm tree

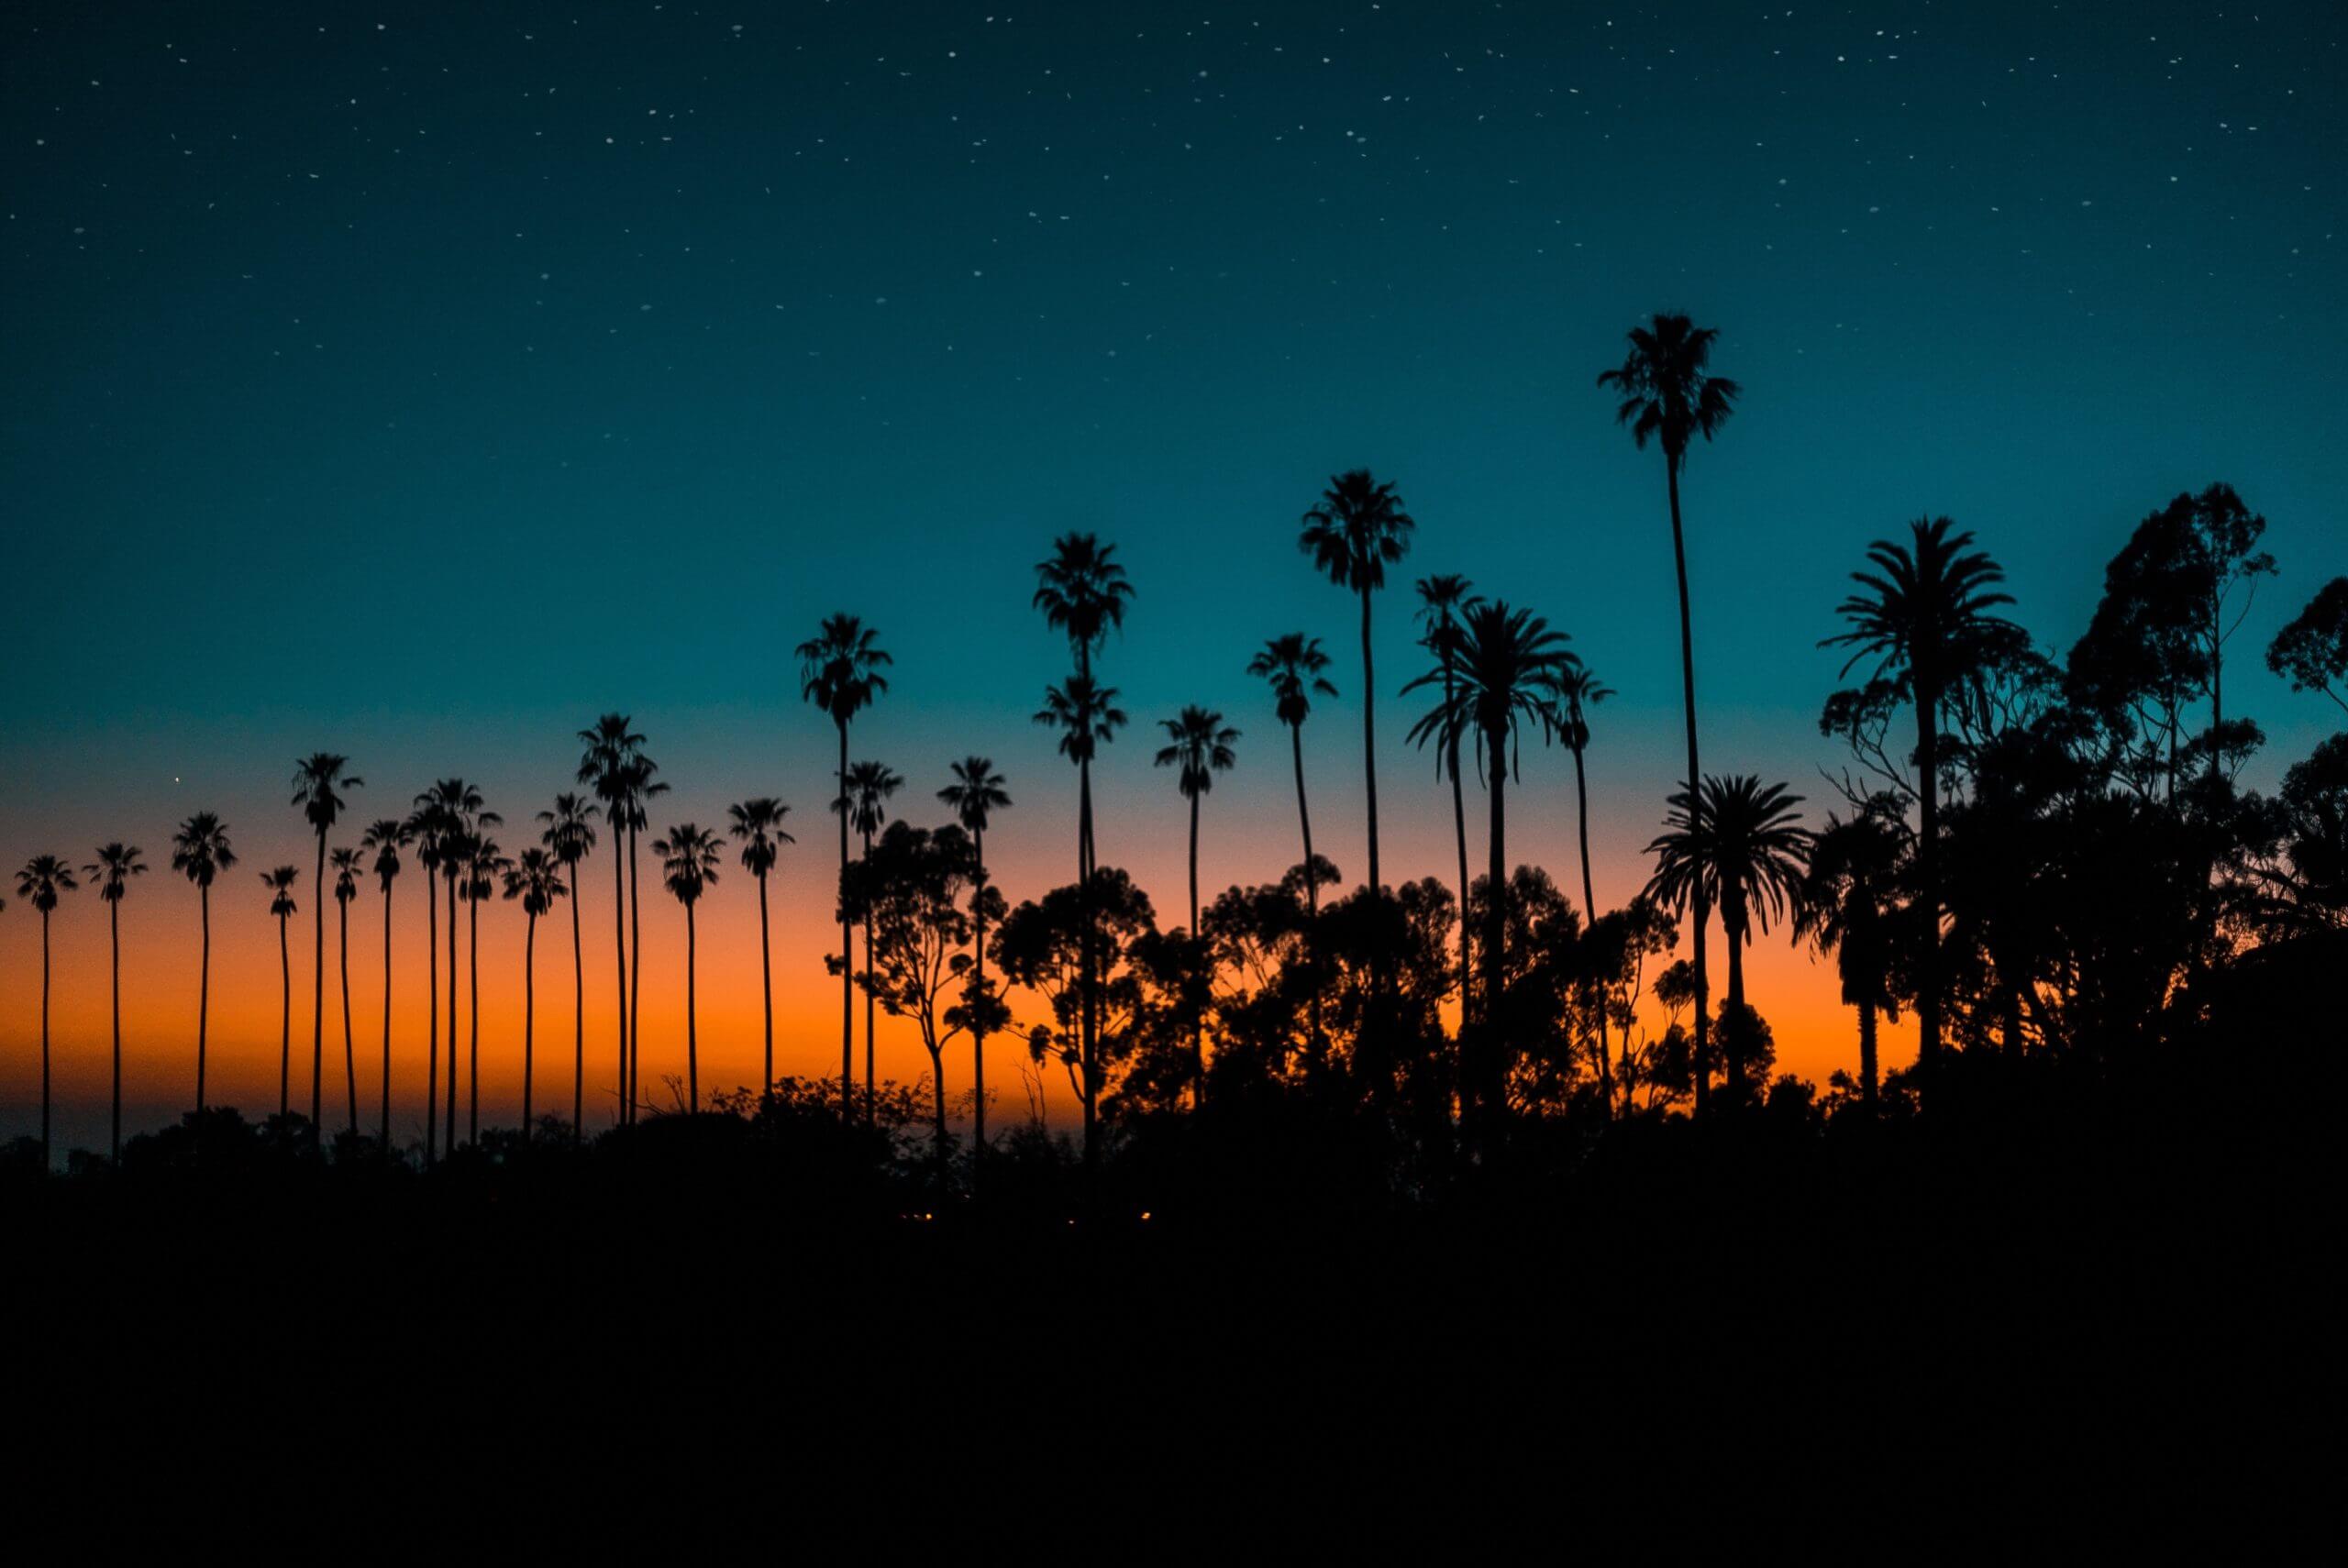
[1599,313,1739,1116]
[1156,706,1238,1098]
[360,818,410,1147]
[797,618,892,1117]
[462,834,512,1143]
[261,866,300,1121]
[837,760,904,1122]
[503,847,569,1139]
[1415,576,1483,1013]
[291,754,362,1148]
[651,823,722,1112]
[1823,517,2015,1084]
[85,844,145,1163]
[1301,470,1415,896]
[331,846,363,1137]
[577,715,647,1127]
[169,812,236,1116]
[1796,808,1908,1113]
[537,793,600,1143]
[1247,634,1340,915]
[16,856,78,1170]
[939,756,1011,1164]
[727,798,795,1096]
[1646,776,1811,1108]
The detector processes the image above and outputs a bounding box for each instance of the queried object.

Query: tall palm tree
[292,754,362,1150]
[1823,517,2015,1086]
[503,847,569,1140]
[169,813,235,1116]
[837,761,903,1122]
[16,856,78,1170]
[1301,471,1415,896]
[462,834,512,1143]
[261,866,300,1121]
[1599,313,1739,1116]
[616,756,666,1124]
[331,846,363,1138]
[797,618,892,1117]
[727,798,794,1096]
[85,844,145,1163]
[1247,634,1340,916]
[1034,674,1126,1166]
[1405,602,1573,1142]
[1033,535,1135,875]
[1646,776,1811,1108]
[578,715,646,1128]
[1548,657,1616,1107]
[1796,809,1907,1113]
[1415,576,1483,1014]
[939,756,1011,1165]
[537,794,600,1143]
[360,818,409,1148]
[417,779,495,1152]
[651,824,722,1113]
[1156,706,1239,1099]
[403,801,444,1165]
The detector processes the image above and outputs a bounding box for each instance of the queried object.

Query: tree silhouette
[1599,312,1739,1116]
[1034,674,1126,1167]
[836,760,903,1123]
[291,753,362,1151]
[650,823,721,1112]
[1247,634,1341,918]
[842,821,978,1183]
[17,855,79,1169]
[360,818,410,1148]
[797,618,892,1118]
[1796,804,1908,1112]
[1646,776,1810,1107]
[260,865,299,1121]
[85,843,145,1163]
[462,833,512,1143]
[403,801,443,1165]
[940,756,1012,1170]
[1547,657,1615,1105]
[416,779,497,1151]
[2267,576,2348,717]
[538,794,600,1143]
[504,846,570,1137]
[331,845,362,1137]
[1301,470,1415,896]
[169,812,235,1117]
[1156,704,1239,1099]
[727,798,795,1097]
[1414,576,1483,1017]
[1824,517,2015,1091]
[577,716,650,1128]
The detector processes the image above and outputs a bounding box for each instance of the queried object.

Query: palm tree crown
[653,824,723,906]
[330,847,361,905]
[1247,634,1338,727]
[797,614,893,727]
[1596,312,1741,467]
[18,854,83,910]
[262,866,299,918]
[504,847,569,917]
[1156,706,1240,800]
[1547,658,1613,755]
[87,843,147,903]
[171,813,236,889]
[727,798,795,877]
[1032,533,1135,670]
[360,818,409,889]
[1404,602,1572,774]
[292,753,363,834]
[939,756,1012,836]
[1301,469,1415,595]
[1824,516,2019,704]
[1034,676,1127,766]
[1646,776,1812,946]
[537,793,600,868]
[837,762,905,841]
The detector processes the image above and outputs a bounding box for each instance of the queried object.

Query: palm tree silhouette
[1797,808,1908,1112]
[1414,576,1483,1015]
[331,846,363,1138]
[292,754,362,1150]
[404,802,443,1164]
[360,818,410,1148]
[17,856,79,1169]
[537,794,600,1143]
[462,834,512,1143]
[1033,534,1135,873]
[727,798,795,1097]
[169,812,235,1117]
[261,865,300,1121]
[1247,634,1341,917]
[1301,471,1415,897]
[417,779,496,1151]
[1647,777,1811,1108]
[85,844,145,1163]
[797,618,892,1117]
[577,716,651,1127]
[837,760,904,1122]
[1034,674,1126,1165]
[1824,517,2015,1088]
[1599,313,1739,1116]
[503,846,569,1139]
[1157,707,1239,1100]
[1547,657,1615,1107]
[651,823,722,1113]
[939,756,1011,1165]
[1406,602,1573,1142]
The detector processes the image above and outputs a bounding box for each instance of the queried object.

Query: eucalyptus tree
[1415,576,1482,1013]
[939,756,1011,1165]
[726,798,794,1096]
[651,824,722,1113]
[503,847,569,1138]
[169,812,236,1116]
[331,846,363,1137]
[292,753,362,1148]
[537,793,600,1142]
[261,866,300,1121]
[2268,577,2348,716]
[796,618,892,1117]
[86,843,146,1162]
[842,821,978,1184]
[1301,471,1415,895]
[16,856,78,1169]
[1246,635,1340,917]
[360,818,410,1147]
[837,761,904,1122]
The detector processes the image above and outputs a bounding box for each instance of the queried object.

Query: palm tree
[1797,809,1907,1113]
[403,802,444,1165]
[1034,674,1126,1165]
[1823,517,2015,1086]
[537,794,600,1143]
[1247,634,1341,916]
[292,754,362,1150]
[331,846,363,1138]
[837,761,904,1122]
[1646,776,1811,1108]
[1405,602,1573,1142]
[1033,535,1135,872]
[462,834,512,1143]
[1156,707,1238,1099]
[939,756,1011,1165]
[1415,576,1483,1014]
[261,866,300,1121]
[503,847,569,1139]
[417,779,496,1151]
[1301,470,1415,896]
[360,818,409,1148]
[169,813,235,1116]
[797,618,892,1117]
[1599,313,1739,1116]
[1548,657,1616,1107]
[85,844,145,1163]
[651,824,722,1112]
[16,856,78,1170]
[727,798,794,1097]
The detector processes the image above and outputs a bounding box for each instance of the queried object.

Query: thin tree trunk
[837,721,853,1119]
[197,884,211,1116]
[1189,789,1204,1102]
[468,883,482,1143]
[972,826,987,1183]
[1571,741,1612,1117]
[312,833,326,1150]
[1916,688,1942,1092]
[1360,585,1380,896]
[611,823,627,1132]
[1445,662,1471,1022]
[341,894,358,1138]
[1724,903,1746,1106]
[524,910,537,1138]
[930,1044,948,1190]
[1858,999,1879,1112]
[684,902,698,1113]
[863,828,877,1125]
[1290,723,1317,915]
[445,874,458,1153]
[40,911,52,1170]
[1479,725,1508,1147]
[278,913,292,1121]
[627,822,643,1125]
[758,870,773,1096]
[426,863,438,1166]
[110,899,121,1165]
[1079,754,1098,1175]
[1666,457,1711,1120]
[380,883,393,1149]
[568,862,583,1144]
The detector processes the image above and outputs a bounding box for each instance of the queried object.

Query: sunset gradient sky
[5,1,2341,1153]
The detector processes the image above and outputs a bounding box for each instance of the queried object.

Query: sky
[3,0,2342,1154]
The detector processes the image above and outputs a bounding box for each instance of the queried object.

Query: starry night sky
[4,1,2342,1144]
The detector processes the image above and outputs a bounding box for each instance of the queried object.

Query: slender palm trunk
[468,887,482,1143]
[1723,904,1747,1105]
[611,828,627,1131]
[425,865,438,1165]
[1445,659,1471,1021]
[523,910,537,1139]
[1188,789,1204,1100]
[1290,723,1317,914]
[312,833,327,1149]
[1665,457,1711,1119]
[277,912,292,1120]
[1915,691,1942,1091]
[1857,999,1879,1112]
[567,863,583,1144]
[1078,754,1098,1173]
[757,869,773,1096]
[380,883,393,1149]
[109,899,121,1165]
[928,1042,947,1188]
[444,873,458,1153]
[627,823,644,1124]
[683,901,699,1113]
[862,827,877,1124]
[1359,586,1381,896]
[972,828,989,1181]
[196,885,212,1115]
[340,895,358,1138]
[40,911,53,1170]
[1478,724,1509,1146]
[836,722,853,1119]
[1571,742,1612,1115]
